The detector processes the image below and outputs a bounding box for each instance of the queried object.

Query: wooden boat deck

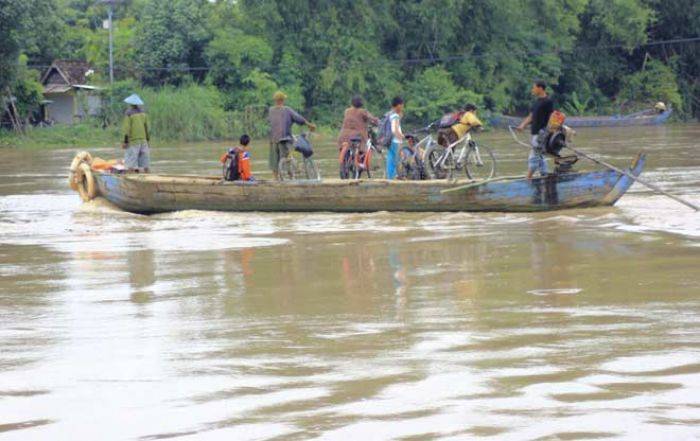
[92,154,646,214]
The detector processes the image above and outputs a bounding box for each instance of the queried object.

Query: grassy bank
[0,84,264,149]
[0,124,119,150]
[0,122,337,150]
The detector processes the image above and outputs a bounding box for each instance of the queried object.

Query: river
[1,125,699,440]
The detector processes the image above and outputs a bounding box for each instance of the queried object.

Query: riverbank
[0,123,338,150]
[0,124,121,150]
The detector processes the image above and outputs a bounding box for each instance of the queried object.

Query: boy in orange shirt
[220,134,253,181]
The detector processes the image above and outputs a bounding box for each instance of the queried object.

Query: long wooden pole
[5,88,24,134]
[441,175,527,194]
[507,126,699,211]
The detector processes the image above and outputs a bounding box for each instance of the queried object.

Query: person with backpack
[383,96,405,180]
[220,134,254,182]
[437,104,483,147]
[268,91,316,180]
[337,95,379,165]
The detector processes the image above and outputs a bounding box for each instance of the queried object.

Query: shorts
[269,140,291,172]
[124,141,150,170]
[528,135,547,175]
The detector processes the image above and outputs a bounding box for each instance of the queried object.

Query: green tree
[405,66,482,125]
[557,0,654,112]
[645,0,700,116]
[205,27,276,109]
[619,59,682,110]
[1,0,62,93]
[135,0,213,85]
[12,56,44,120]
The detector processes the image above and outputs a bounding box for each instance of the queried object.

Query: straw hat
[272,91,287,101]
[654,102,667,111]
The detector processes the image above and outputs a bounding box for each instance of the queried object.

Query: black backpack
[376,111,393,147]
[223,148,240,181]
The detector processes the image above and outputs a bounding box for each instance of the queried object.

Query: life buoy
[76,162,97,201]
[69,151,93,192]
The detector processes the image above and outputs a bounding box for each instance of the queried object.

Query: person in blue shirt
[386,96,405,179]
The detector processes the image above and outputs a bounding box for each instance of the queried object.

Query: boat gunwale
[102,173,531,189]
[92,154,645,214]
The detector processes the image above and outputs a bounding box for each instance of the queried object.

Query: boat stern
[601,152,646,205]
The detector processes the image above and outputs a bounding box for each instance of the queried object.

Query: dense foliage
[1,0,698,138]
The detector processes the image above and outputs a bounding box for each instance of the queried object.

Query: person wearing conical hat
[268,91,315,180]
[121,94,150,173]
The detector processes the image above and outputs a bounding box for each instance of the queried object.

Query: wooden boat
[79,154,646,214]
[490,109,672,129]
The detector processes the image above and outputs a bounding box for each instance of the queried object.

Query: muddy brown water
[1,125,699,440]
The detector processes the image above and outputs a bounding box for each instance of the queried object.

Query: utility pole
[98,0,121,85]
[108,3,114,85]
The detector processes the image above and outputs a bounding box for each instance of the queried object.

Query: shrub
[619,59,682,113]
[139,85,232,141]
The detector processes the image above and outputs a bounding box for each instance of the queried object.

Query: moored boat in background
[490,109,672,129]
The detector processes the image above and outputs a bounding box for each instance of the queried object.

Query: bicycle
[423,131,496,180]
[339,127,386,179]
[277,132,321,181]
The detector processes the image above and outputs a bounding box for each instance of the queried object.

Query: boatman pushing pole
[515,80,554,179]
[121,94,151,173]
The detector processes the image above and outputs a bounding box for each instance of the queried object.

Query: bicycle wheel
[304,157,320,180]
[465,144,496,180]
[424,144,449,179]
[415,156,428,180]
[278,156,297,181]
[339,149,355,179]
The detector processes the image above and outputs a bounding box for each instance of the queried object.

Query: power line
[27,36,700,73]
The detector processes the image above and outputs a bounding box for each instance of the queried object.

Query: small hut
[41,60,102,124]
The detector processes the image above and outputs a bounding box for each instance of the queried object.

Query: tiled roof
[43,60,92,85]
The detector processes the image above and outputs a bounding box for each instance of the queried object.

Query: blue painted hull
[93,154,645,214]
[491,110,672,128]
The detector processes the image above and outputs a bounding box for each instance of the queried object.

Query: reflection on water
[0,125,699,440]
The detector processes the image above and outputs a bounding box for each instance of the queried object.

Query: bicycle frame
[435,133,467,169]
[436,133,485,169]
[344,131,383,178]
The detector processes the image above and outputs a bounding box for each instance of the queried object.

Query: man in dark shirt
[268,91,316,180]
[516,80,554,178]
